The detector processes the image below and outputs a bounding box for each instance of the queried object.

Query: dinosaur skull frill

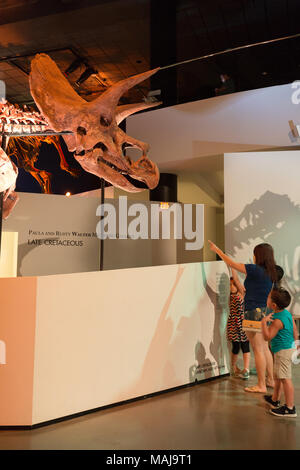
[29,54,161,192]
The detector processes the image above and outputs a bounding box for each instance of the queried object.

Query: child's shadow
[189,341,213,381]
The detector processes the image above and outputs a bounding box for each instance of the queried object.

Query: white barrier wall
[0,261,230,426]
[224,150,300,316]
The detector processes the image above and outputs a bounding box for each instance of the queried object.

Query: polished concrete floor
[1,366,300,450]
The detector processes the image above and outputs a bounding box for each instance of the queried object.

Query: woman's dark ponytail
[253,243,277,282]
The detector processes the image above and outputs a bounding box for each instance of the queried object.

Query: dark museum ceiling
[0,0,299,194]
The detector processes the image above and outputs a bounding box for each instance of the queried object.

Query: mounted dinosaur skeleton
[0,146,18,219]
[0,98,54,218]
[0,100,50,131]
[0,53,161,218]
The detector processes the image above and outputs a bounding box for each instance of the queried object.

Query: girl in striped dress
[228,270,250,379]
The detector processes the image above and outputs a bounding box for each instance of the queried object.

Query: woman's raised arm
[208,240,246,274]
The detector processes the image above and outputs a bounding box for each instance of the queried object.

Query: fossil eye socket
[77,126,87,135]
[100,116,111,127]
[93,142,108,152]
[122,142,135,154]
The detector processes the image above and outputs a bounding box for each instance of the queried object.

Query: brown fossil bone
[29,54,161,192]
[0,97,52,219]
[7,134,81,195]
[0,146,19,219]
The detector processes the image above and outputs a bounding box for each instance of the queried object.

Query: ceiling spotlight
[75,66,98,86]
[64,58,83,76]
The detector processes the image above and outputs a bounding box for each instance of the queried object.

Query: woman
[208,241,277,393]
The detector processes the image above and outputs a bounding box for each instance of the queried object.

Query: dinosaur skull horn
[29,53,86,132]
[116,101,162,125]
[90,68,160,115]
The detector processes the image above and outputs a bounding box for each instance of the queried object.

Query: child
[228,269,250,379]
[261,287,298,417]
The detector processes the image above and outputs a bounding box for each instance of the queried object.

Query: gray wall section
[224,151,300,316]
[3,193,100,277]
[3,193,205,276]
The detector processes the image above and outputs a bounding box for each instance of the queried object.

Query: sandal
[244,385,267,393]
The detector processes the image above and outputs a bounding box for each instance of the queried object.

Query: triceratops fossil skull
[29,54,161,192]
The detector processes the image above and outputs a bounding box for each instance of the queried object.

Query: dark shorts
[232,341,250,355]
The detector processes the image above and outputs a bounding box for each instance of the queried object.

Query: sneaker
[264,395,280,408]
[239,369,250,380]
[230,367,242,377]
[269,405,297,417]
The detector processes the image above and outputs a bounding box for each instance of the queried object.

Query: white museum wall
[31,261,230,424]
[224,150,300,316]
[127,83,299,166]
[0,261,230,425]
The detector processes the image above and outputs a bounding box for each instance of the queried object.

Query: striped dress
[227,293,248,342]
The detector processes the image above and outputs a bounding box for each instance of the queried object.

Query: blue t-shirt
[270,309,294,353]
[244,264,273,311]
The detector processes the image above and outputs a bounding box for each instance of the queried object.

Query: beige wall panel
[0,277,37,425]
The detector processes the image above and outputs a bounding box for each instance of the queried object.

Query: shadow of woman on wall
[201,263,230,373]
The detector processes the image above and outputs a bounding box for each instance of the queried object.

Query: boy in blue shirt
[261,287,298,417]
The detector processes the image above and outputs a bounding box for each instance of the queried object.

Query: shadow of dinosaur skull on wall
[29,54,161,193]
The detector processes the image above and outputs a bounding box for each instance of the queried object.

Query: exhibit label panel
[3,192,100,276]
